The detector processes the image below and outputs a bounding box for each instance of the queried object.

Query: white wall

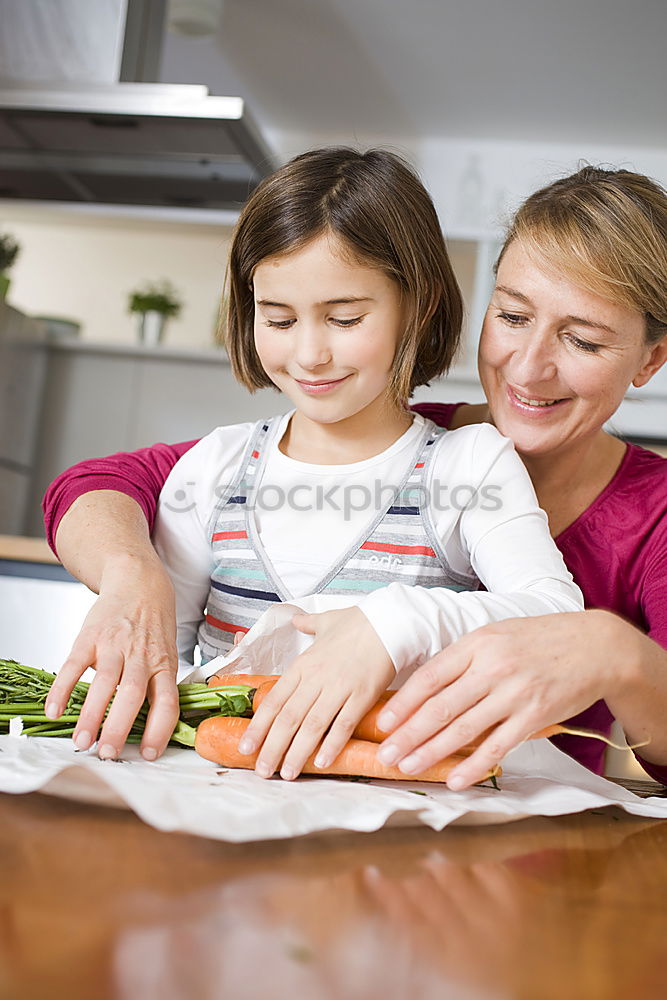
[0,204,233,350]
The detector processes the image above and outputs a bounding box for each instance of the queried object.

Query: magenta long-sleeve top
[42,402,667,784]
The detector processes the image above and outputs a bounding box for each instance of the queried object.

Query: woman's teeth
[514,391,560,407]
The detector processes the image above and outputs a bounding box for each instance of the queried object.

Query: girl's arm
[242,425,583,782]
[357,424,583,674]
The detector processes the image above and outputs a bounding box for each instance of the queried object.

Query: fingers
[376,670,489,767]
[236,673,300,768]
[45,636,96,720]
[71,648,125,754]
[439,717,530,790]
[140,668,181,760]
[291,612,318,636]
[376,645,471,735]
[280,692,364,778]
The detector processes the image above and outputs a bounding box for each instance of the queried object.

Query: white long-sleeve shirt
[153,412,583,673]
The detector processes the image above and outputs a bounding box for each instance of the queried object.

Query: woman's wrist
[99,548,175,602]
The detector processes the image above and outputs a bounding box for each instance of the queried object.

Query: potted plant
[128,279,182,346]
[0,234,20,301]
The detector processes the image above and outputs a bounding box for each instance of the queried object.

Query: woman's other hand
[374,611,630,789]
[237,606,395,780]
[45,552,180,761]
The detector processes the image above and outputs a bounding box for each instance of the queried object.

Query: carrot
[207,672,275,689]
[250,681,643,753]
[194,715,501,785]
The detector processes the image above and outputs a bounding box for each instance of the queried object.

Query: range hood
[0,82,275,210]
[0,1,275,210]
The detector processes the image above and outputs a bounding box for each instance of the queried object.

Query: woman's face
[478,240,666,459]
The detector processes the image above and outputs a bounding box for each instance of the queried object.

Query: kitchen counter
[48,337,232,365]
[0,533,58,563]
[1,791,666,999]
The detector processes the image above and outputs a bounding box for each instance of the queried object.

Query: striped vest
[197,416,479,663]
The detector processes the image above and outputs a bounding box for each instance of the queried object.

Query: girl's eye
[265,319,295,329]
[568,334,600,353]
[332,316,363,328]
[497,311,527,326]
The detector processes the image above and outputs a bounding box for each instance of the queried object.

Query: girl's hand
[45,554,180,761]
[375,611,624,790]
[238,607,395,780]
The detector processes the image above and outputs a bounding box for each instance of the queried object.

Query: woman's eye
[265,319,295,329]
[332,316,363,328]
[568,335,600,353]
[497,311,526,326]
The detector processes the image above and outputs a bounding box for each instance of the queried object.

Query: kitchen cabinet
[25,340,291,536]
[0,303,48,533]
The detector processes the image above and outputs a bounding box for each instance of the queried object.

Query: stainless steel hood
[0,1,275,210]
[0,82,275,209]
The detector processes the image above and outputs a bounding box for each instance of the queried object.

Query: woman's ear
[633,335,667,388]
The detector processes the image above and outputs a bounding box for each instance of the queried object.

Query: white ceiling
[161,0,667,154]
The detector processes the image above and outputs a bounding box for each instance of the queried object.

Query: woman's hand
[45,552,180,761]
[375,611,628,789]
[237,606,395,780]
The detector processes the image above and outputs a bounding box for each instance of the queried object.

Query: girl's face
[253,234,406,429]
[478,240,667,459]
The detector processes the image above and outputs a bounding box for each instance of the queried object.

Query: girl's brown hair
[224,147,463,404]
[498,166,667,345]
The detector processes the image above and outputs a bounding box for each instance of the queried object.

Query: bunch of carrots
[202,672,506,784]
[2,660,632,787]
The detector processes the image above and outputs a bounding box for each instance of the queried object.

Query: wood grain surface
[1,791,665,1000]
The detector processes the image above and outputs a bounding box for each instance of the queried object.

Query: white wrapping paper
[2,604,666,841]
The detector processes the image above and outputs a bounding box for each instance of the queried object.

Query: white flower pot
[137,310,166,346]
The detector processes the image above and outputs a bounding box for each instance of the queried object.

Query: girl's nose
[294,326,333,370]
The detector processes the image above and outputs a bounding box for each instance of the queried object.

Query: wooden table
[1,791,665,1000]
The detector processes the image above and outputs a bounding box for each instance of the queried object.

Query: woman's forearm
[602,611,667,766]
[54,490,162,592]
[48,489,180,761]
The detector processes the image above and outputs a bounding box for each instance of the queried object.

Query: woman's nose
[510,332,558,384]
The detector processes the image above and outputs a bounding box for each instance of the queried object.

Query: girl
[47,148,583,780]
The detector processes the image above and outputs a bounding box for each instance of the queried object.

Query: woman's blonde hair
[498,166,667,345]
[223,147,464,404]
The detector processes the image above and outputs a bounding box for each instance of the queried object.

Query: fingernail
[256,760,271,778]
[398,753,421,774]
[376,744,400,766]
[238,738,255,755]
[313,752,329,769]
[74,730,92,750]
[142,747,157,761]
[98,743,116,760]
[45,702,60,720]
[377,710,396,731]
[280,765,295,781]
[448,774,466,791]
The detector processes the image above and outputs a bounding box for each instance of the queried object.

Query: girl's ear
[633,335,667,388]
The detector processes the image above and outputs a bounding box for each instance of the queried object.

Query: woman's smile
[506,384,570,413]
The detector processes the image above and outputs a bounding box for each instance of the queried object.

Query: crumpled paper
[2,603,666,841]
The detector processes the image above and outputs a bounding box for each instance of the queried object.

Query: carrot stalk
[207,673,275,690]
[194,715,501,785]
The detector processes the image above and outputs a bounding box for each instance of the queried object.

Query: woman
[43,165,667,787]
